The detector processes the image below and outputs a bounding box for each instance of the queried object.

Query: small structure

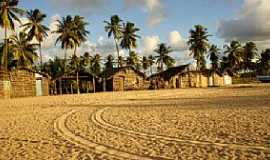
[35,73,50,96]
[148,64,233,89]
[102,66,147,91]
[0,69,35,98]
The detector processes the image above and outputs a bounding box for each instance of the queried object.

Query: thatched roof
[148,64,189,81]
[101,66,145,79]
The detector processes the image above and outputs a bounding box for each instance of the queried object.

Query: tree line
[1,0,270,87]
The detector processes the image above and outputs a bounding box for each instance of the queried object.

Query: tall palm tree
[0,0,24,69]
[22,9,49,68]
[104,54,114,71]
[148,55,155,75]
[208,44,220,72]
[243,41,257,73]
[154,43,175,72]
[224,40,243,73]
[54,15,78,70]
[9,32,38,69]
[104,15,122,67]
[120,22,140,54]
[141,56,149,74]
[188,25,210,71]
[72,15,89,56]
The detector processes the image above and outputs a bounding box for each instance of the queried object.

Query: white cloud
[217,0,270,49]
[141,35,160,55]
[124,0,166,27]
[168,31,187,51]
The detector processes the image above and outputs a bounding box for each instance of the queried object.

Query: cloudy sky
[2,0,270,64]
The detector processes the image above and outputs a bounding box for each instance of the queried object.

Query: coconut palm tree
[141,56,149,74]
[90,54,101,93]
[243,41,257,74]
[69,54,81,94]
[120,22,140,54]
[224,40,243,73]
[104,15,122,67]
[258,49,270,75]
[8,32,38,69]
[72,15,89,56]
[104,54,114,71]
[154,43,175,72]
[118,56,125,67]
[127,51,140,69]
[208,44,220,72]
[0,0,24,69]
[148,55,155,75]
[188,25,210,71]
[54,15,78,70]
[22,9,49,68]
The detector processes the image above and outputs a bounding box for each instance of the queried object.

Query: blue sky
[14,0,270,64]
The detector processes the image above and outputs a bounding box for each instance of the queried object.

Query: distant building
[148,64,232,89]
[101,66,148,91]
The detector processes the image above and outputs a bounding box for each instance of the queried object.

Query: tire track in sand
[54,109,154,160]
[93,107,270,152]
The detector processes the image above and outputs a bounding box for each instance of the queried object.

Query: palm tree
[243,42,257,74]
[154,43,175,72]
[54,15,78,70]
[258,49,270,75]
[188,25,210,71]
[69,54,81,94]
[148,55,155,75]
[22,9,49,68]
[0,0,24,69]
[224,40,243,73]
[141,56,149,74]
[104,15,122,67]
[120,22,140,54]
[72,15,89,56]
[208,45,220,72]
[118,56,125,67]
[9,32,38,69]
[127,51,140,70]
[90,54,101,93]
[104,54,114,71]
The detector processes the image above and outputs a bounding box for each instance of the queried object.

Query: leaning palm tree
[120,22,140,54]
[208,44,220,72]
[188,25,210,71]
[104,15,122,67]
[54,15,78,72]
[104,54,114,71]
[22,9,49,68]
[224,40,243,73]
[0,0,24,69]
[154,43,175,72]
[9,32,38,69]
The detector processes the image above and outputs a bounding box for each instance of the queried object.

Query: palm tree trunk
[64,46,67,73]
[3,27,8,70]
[74,45,77,56]
[114,37,120,68]
[39,42,43,67]
[76,71,80,94]
[59,79,63,95]
[92,76,96,93]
